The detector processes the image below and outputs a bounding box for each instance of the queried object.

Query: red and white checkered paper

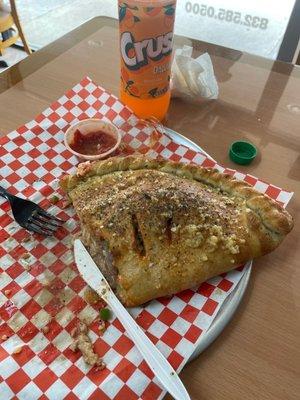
[0,77,293,400]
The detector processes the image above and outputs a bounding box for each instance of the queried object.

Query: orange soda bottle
[118,0,177,121]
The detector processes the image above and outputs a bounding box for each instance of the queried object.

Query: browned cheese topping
[72,169,246,262]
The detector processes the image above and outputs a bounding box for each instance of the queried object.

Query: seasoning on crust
[60,156,293,307]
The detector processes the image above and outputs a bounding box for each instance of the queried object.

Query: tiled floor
[0,0,297,70]
[0,46,27,70]
[2,0,117,49]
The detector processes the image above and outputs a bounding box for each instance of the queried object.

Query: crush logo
[121,31,173,70]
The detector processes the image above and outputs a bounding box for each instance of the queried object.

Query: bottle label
[119,1,176,99]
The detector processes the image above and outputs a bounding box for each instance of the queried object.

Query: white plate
[164,127,252,360]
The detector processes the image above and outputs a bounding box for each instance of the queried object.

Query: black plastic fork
[0,186,64,235]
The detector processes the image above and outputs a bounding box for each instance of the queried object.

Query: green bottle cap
[229,141,257,165]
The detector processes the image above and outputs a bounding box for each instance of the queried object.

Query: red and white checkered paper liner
[0,77,293,400]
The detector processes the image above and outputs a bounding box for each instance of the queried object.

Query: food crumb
[22,236,31,243]
[50,195,59,204]
[98,320,106,334]
[1,335,8,341]
[13,346,23,354]
[70,327,77,337]
[42,326,49,334]
[4,289,11,296]
[84,288,100,305]
[70,322,104,368]
[21,252,31,260]
[95,362,106,371]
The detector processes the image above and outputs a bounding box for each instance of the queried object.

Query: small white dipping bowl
[64,118,122,161]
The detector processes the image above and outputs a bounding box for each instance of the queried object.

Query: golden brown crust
[61,155,293,237]
[60,155,293,306]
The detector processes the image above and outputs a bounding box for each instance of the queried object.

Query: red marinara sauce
[70,129,117,155]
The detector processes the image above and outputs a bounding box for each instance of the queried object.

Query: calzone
[60,156,293,306]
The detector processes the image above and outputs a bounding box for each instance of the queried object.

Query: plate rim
[164,127,252,360]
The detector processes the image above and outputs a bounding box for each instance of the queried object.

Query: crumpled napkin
[171,45,219,100]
